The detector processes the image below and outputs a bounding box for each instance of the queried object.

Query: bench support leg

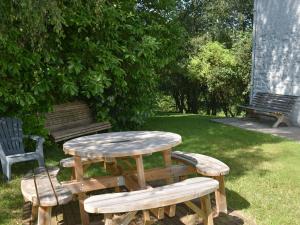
[105,159,121,192]
[104,214,114,225]
[37,206,52,225]
[273,115,284,128]
[31,205,38,221]
[150,207,164,220]
[143,210,155,225]
[165,205,176,217]
[214,175,227,214]
[162,149,176,217]
[74,156,90,225]
[104,212,137,225]
[273,115,290,128]
[200,195,214,225]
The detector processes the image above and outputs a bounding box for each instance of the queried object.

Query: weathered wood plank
[61,175,125,194]
[21,167,73,207]
[63,131,182,158]
[171,151,230,176]
[84,177,219,214]
[240,92,298,127]
[45,101,111,142]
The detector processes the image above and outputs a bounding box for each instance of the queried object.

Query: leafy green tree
[187,39,251,116]
[158,0,253,115]
[0,0,185,131]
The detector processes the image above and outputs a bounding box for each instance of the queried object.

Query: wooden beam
[184,201,205,218]
[164,205,176,217]
[162,149,176,216]
[125,165,195,182]
[37,207,51,225]
[61,175,125,194]
[200,195,214,225]
[124,175,142,191]
[62,165,194,194]
[134,155,146,189]
[143,210,155,225]
[74,156,89,225]
[150,207,164,220]
[214,175,227,214]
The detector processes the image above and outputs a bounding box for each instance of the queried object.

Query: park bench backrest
[0,117,24,156]
[45,101,94,132]
[251,92,298,114]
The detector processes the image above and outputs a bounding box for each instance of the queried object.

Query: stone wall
[252,0,300,125]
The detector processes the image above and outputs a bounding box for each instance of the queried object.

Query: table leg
[37,206,52,225]
[134,155,146,189]
[214,175,227,214]
[105,158,121,192]
[74,156,90,225]
[162,149,173,183]
[162,149,176,217]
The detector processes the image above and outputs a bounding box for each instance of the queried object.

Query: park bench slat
[171,151,229,215]
[240,92,298,127]
[84,177,218,214]
[45,101,111,142]
[51,122,111,142]
[21,167,72,207]
[171,151,230,176]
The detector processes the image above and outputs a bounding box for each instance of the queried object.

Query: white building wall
[252,0,300,125]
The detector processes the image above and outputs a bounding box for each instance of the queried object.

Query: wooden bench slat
[45,101,111,142]
[52,122,111,142]
[21,167,73,207]
[240,92,299,127]
[171,151,230,176]
[242,106,288,114]
[84,177,218,214]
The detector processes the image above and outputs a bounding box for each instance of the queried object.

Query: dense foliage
[187,37,251,116]
[159,0,253,115]
[0,0,254,135]
[0,0,184,131]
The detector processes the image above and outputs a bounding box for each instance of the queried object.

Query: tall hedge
[0,0,184,132]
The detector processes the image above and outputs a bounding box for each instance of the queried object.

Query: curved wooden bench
[84,177,218,225]
[172,151,230,214]
[21,167,73,225]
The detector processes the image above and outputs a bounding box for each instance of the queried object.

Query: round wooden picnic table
[63,131,182,225]
[63,131,182,158]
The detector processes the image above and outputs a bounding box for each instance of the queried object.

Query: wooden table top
[63,131,182,158]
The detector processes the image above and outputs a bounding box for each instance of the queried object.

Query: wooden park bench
[171,151,230,214]
[45,101,111,142]
[84,177,219,225]
[240,92,298,128]
[21,167,73,225]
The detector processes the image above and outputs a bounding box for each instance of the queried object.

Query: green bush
[0,0,184,132]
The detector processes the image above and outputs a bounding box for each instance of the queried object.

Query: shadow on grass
[142,114,283,180]
[142,114,286,212]
[226,189,251,210]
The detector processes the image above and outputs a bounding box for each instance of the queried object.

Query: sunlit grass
[142,114,300,225]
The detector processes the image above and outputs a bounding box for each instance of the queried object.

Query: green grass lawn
[1,114,300,225]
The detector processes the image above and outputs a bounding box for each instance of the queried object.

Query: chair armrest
[24,135,45,154]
